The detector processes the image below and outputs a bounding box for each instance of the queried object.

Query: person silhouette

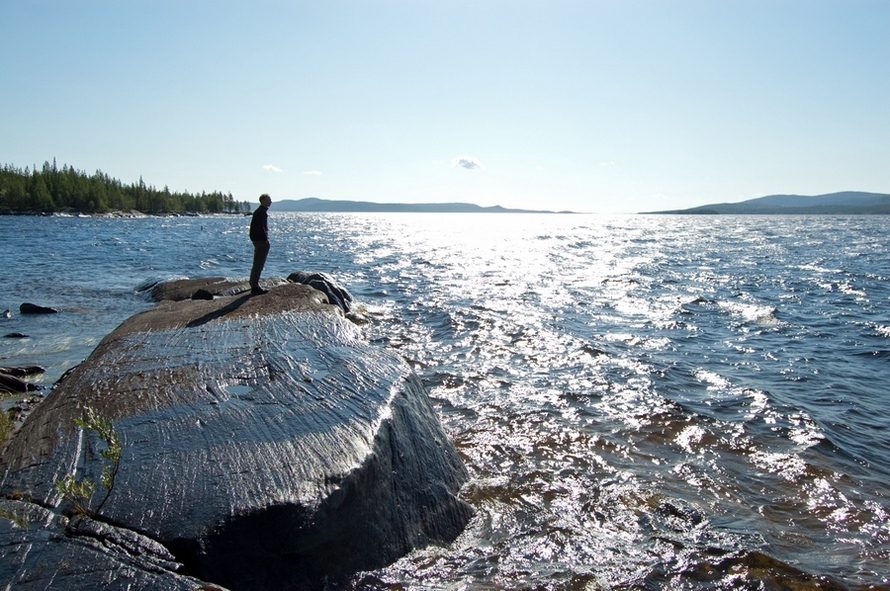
[249,193,272,295]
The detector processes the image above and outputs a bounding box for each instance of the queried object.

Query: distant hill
[647,192,890,215]
[271,197,571,214]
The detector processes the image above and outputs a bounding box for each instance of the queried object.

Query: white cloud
[302,170,323,175]
[451,156,484,171]
[263,164,283,173]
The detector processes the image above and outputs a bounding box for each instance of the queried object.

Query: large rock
[0,280,471,590]
[147,273,357,317]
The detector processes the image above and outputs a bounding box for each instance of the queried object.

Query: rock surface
[147,273,357,317]
[287,271,354,315]
[0,373,41,394]
[0,499,219,590]
[18,303,59,314]
[0,366,46,378]
[0,279,471,589]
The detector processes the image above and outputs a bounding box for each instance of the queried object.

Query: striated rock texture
[0,499,217,590]
[0,279,471,590]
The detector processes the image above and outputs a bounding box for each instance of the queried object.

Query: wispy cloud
[451,156,484,171]
[302,170,323,175]
[263,164,283,173]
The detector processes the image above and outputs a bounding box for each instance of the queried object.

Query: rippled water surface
[1,213,889,589]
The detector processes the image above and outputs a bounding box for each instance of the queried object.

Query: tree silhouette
[0,161,251,214]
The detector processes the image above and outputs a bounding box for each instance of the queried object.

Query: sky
[1,1,888,213]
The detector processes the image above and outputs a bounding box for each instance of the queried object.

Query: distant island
[273,197,572,214]
[646,191,890,215]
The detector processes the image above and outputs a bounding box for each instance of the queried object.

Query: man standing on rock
[249,193,272,295]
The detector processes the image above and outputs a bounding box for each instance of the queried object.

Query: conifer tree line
[0,159,252,214]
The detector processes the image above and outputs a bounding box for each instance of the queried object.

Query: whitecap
[694,369,731,390]
[676,425,707,453]
[717,300,779,325]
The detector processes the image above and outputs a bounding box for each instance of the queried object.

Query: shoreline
[0,209,248,218]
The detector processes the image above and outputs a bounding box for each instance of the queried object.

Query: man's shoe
[251,287,269,295]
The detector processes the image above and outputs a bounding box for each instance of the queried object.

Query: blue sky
[2,1,888,213]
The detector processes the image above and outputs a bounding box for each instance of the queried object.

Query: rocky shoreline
[0,274,472,590]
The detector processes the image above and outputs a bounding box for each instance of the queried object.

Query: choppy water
[1,213,889,589]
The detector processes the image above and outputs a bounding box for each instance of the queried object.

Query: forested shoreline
[0,160,251,215]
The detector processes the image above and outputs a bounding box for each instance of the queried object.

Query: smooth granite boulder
[145,276,280,302]
[146,273,357,317]
[0,281,471,590]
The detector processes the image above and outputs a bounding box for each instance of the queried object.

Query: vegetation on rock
[54,407,122,516]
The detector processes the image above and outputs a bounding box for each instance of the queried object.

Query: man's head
[259,193,272,208]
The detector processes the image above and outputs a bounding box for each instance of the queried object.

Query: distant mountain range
[272,197,571,214]
[648,191,890,215]
[267,193,890,215]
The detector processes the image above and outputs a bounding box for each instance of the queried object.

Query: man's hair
[259,193,271,203]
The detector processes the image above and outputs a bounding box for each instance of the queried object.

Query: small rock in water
[3,333,29,339]
[0,372,41,393]
[2,308,10,318]
[19,302,59,314]
[0,365,45,377]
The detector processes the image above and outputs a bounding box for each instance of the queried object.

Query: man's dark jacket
[250,206,269,242]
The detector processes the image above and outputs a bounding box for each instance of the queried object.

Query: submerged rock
[0,281,471,589]
[19,303,58,314]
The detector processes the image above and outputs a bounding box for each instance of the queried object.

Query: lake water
[1,213,888,589]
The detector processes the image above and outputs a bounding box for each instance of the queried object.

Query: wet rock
[3,333,28,339]
[148,277,245,301]
[148,277,286,302]
[0,281,471,589]
[152,274,356,318]
[0,366,45,377]
[288,271,354,315]
[679,550,852,591]
[0,373,40,394]
[19,303,59,314]
[0,499,223,590]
